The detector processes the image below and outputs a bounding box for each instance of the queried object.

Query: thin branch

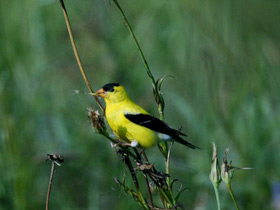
[119,149,149,209]
[45,154,64,210]
[136,149,154,208]
[144,173,154,208]
[58,0,104,112]
[112,0,156,88]
[46,161,55,210]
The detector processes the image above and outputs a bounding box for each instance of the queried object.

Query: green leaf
[174,187,189,202]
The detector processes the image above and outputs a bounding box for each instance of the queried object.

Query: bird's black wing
[125,113,200,149]
[124,113,186,137]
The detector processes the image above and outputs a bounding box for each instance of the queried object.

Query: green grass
[1,0,280,209]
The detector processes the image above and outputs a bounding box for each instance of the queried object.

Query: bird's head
[95,83,129,103]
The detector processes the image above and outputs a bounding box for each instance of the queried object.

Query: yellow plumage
[103,85,157,148]
[96,83,198,149]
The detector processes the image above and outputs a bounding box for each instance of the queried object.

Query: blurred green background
[1,0,280,209]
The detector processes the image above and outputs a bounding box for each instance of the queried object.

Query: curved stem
[46,162,56,210]
[58,0,104,112]
[227,184,240,210]
[112,0,156,88]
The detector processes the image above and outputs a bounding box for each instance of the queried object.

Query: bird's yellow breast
[105,99,158,148]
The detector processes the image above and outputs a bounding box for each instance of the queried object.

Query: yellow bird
[95,83,199,149]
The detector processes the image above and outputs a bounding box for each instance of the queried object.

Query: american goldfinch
[95,83,199,149]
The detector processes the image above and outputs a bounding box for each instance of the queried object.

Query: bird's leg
[110,138,126,148]
[120,140,139,147]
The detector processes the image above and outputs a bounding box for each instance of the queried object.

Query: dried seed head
[46,154,64,166]
[221,148,252,185]
[88,108,107,135]
[221,148,233,185]
[46,154,64,163]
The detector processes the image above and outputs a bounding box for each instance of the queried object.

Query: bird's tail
[173,136,201,149]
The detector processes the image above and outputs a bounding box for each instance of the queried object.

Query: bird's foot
[110,140,139,148]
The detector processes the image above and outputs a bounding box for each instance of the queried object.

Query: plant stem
[165,142,173,188]
[133,149,153,208]
[123,150,149,209]
[46,161,56,210]
[227,184,240,210]
[58,0,104,112]
[212,183,221,210]
[141,151,154,208]
[112,0,156,89]
[143,173,154,208]
[158,104,164,121]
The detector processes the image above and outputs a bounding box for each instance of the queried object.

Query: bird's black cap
[102,83,120,92]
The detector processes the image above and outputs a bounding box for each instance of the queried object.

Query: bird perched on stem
[93,83,199,149]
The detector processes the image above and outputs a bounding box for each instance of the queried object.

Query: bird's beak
[95,88,106,98]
